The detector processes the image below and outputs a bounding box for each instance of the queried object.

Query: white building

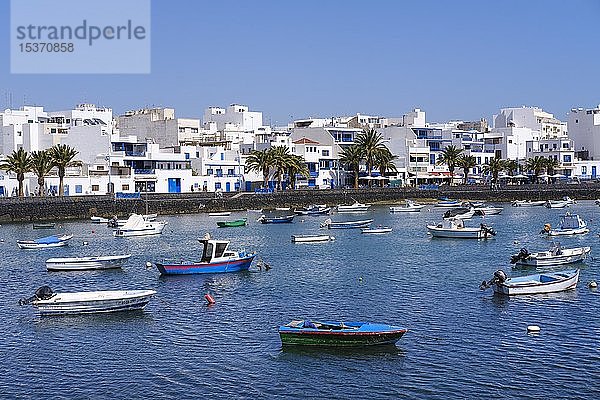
[526,138,575,176]
[568,105,600,161]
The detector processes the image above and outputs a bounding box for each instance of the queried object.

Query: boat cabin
[558,213,585,229]
[199,239,236,262]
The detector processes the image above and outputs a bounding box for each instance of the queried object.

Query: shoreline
[0,185,598,222]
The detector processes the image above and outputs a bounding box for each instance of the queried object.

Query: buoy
[527,325,540,333]
[82,241,89,246]
[145,261,153,268]
[204,293,215,305]
[358,277,363,282]
[513,240,519,245]
[588,281,597,289]
[91,230,95,233]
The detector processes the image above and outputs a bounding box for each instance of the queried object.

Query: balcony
[134,169,155,175]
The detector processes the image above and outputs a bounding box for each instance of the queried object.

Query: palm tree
[339,145,363,188]
[356,128,387,180]
[543,157,560,184]
[503,159,521,176]
[270,145,292,190]
[245,149,272,188]
[30,150,54,196]
[482,156,505,184]
[0,148,33,198]
[49,144,78,197]
[286,155,309,190]
[457,155,477,185]
[436,145,463,185]
[525,156,547,183]
[374,148,397,187]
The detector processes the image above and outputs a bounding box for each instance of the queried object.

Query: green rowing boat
[217,218,247,228]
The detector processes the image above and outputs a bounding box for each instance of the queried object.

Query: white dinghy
[510,244,590,268]
[427,219,496,239]
[291,234,335,243]
[390,200,426,213]
[480,269,579,296]
[46,254,132,271]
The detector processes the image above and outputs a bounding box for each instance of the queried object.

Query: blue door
[225,182,231,192]
[592,166,597,179]
[168,178,181,193]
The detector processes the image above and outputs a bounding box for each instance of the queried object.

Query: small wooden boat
[154,234,255,274]
[294,204,331,215]
[542,212,588,236]
[258,214,294,224]
[19,286,156,315]
[427,219,496,239]
[33,222,56,229]
[545,200,569,209]
[46,254,132,271]
[217,218,247,228]
[336,201,371,213]
[480,269,579,296]
[291,234,335,243]
[278,320,407,347]
[17,234,73,249]
[320,218,373,229]
[390,200,426,213]
[113,214,167,237]
[208,211,232,217]
[510,244,590,268]
[512,200,546,207]
[90,216,110,224]
[361,226,392,234]
[443,207,475,220]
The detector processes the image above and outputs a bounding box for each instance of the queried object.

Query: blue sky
[1,0,599,125]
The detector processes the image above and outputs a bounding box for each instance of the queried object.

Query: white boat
[208,211,232,217]
[427,219,496,239]
[481,269,579,296]
[390,200,426,213]
[361,226,392,234]
[545,200,570,209]
[46,254,132,271]
[473,206,503,216]
[443,207,475,220]
[512,200,546,207]
[19,286,156,315]
[510,244,591,267]
[320,218,373,229]
[294,204,331,215]
[90,216,109,224]
[275,207,291,211]
[434,199,461,208]
[113,214,167,237]
[336,201,371,213]
[108,213,157,227]
[563,196,576,204]
[542,212,589,236]
[291,234,335,243]
[17,234,73,249]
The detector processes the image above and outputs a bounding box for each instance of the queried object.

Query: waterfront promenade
[0,183,599,222]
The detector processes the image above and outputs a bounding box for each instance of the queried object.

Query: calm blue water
[1,202,600,399]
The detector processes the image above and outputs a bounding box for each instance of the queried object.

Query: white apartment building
[288,128,340,189]
[0,106,48,153]
[568,105,600,160]
[526,138,575,176]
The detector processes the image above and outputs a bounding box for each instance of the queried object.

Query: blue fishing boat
[258,214,294,224]
[17,234,73,250]
[154,235,256,275]
[278,320,407,347]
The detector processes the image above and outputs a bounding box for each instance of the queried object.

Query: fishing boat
[294,204,331,215]
[154,234,256,274]
[19,286,156,315]
[389,200,426,213]
[113,214,167,237]
[17,234,73,249]
[257,214,295,224]
[90,216,109,224]
[320,218,373,229]
[480,269,579,296]
[434,198,461,208]
[427,219,496,239]
[563,196,576,204]
[45,254,132,271]
[361,226,392,234]
[217,218,247,228]
[278,320,408,347]
[545,200,570,209]
[33,222,56,229]
[541,212,588,236]
[443,207,475,220]
[473,206,503,216]
[510,244,591,268]
[291,234,335,243]
[208,211,231,217]
[336,201,371,213]
[511,200,546,207]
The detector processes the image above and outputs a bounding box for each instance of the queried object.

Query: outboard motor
[510,248,530,264]
[480,270,507,290]
[480,224,496,238]
[19,286,54,306]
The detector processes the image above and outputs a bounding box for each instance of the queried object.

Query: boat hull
[113,223,166,237]
[32,290,156,316]
[259,216,294,224]
[390,205,425,213]
[512,201,546,207]
[427,226,493,239]
[46,255,132,271]
[547,228,589,236]
[217,219,247,227]
[155,254,256,275]
[17,241,68,249]
[493,270,579,295]
[278,322,407,347]
[515,247,591,267]
[291,235,334,243]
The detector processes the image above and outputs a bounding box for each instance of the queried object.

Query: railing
[125,151,146,157]
[134,169,155,175]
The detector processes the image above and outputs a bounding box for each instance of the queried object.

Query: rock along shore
[0,184,599,222]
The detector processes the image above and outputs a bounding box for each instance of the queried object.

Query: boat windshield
[201,242,213,262]
[214,242,228,258]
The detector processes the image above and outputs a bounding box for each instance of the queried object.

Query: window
[563,155,571,162]
[185,153,190,160]
[91,185,100,191]
[191,128,198,133]
[75,185,82,194]
[215,182,221,189]
[228,169,234,176]
[322,150,329,157]
[122,184,129,190]
[50,128,56,133]
[429,154,435,165]
[582,166,587,175]
[216,169,223,177]
[477,157,481,164]
[97,165,104,170]
[207,169,213,175]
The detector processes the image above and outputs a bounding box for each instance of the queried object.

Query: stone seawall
[1,185,599,222]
